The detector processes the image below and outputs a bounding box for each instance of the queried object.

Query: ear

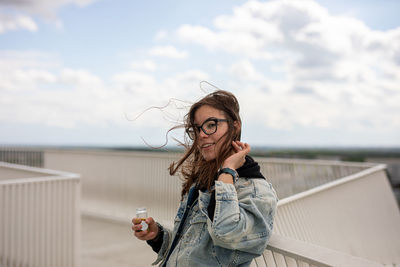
[233,121,241,137]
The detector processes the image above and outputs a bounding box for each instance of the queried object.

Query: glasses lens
[202,120,217,135]
[186,128,195,140]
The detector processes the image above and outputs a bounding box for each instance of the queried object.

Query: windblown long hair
[169,90,242,197]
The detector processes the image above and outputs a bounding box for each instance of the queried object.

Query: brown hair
[169,90,242,197]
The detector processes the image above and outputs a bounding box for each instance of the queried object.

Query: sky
[0,0,399,148]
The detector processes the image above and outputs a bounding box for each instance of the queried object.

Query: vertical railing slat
[263,250,277,267]
[285,256,298,267]
[10,184,15,266]
[0,185,6,267]
[0,161,80,267]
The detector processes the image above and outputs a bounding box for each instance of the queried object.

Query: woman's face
[193,105,230,161]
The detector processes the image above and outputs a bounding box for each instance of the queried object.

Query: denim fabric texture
[152,177,278,267]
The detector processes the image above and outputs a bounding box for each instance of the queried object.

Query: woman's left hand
[222,141,251,170]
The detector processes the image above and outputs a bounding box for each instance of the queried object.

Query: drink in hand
[136,207,148,231]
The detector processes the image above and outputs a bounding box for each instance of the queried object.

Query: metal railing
[256,157,373,199]
[39,149,400,265]
[43,149,182,226]
[273,164,400,265]
[251,234,383,267]
[0,147,43,167]
[0,162,81,267]
[1,147,399,266]
[40,149,372,224]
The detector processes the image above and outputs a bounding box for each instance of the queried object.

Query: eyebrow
[194,117,219,126]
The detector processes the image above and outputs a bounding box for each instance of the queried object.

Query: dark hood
[237,155,265,179]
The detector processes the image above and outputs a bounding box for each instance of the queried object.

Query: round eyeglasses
[186,118,228,140]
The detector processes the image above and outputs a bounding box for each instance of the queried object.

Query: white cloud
[163,70,210,99]
[177,24,273,59]
[0,50,210,131]
[0,14,37,33]
[1,0,399,146]
[229,60,264,81]
[177,25,220,50]
[16,69,57,83]
[60,68,102,85]
[113,69,208,104]
[0,0,98,33]
[112,69,209,132]
[0,48,210,132]
[130,60,157,72]
[0,0,97,18]
[0,51,60,92]
[0,50,60,69]
[0,51,119,128]
[113,71,157,92]
[155,30,168,41]
[174,0,400,134]
[149,45,188,59]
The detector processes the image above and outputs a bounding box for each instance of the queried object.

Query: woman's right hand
[222,141,251,170]
[131,217,159,241]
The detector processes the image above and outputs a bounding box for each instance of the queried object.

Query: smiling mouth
[201,143,214,149]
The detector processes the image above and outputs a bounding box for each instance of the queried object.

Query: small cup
[136,207,148,231]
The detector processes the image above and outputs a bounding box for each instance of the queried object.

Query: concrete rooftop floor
[81,215,155,267]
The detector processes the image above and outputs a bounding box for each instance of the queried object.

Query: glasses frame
[186,118,228,140]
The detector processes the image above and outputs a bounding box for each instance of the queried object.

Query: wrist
[222,162,236,169]
[222,157,235,169]
[151,222,163,242]
[222,165,235,169]
[218,173,234,184]
[218,168,239,183]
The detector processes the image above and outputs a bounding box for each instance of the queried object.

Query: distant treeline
[91,146,400,162]
[250,147,400,162]
[2,145,400,163]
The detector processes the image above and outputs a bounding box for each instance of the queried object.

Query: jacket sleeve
[148,225,172,265]
[207,178,278,255]
[146,223,165,253]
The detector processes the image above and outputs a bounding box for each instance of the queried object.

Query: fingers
[145,216,155,225]
[131,217,159,241]
[132,221,151,240]
[224,141,251,169]
[132,223,143,232]
[132,218,142,224]
[232,141,241,152]
[242,142,251,153]
[132,217,155,227]
[232,141,251,154]
[134,228,150,240]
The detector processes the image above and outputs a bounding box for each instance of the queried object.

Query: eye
[205,121,216,129]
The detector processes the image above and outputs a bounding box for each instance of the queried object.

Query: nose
[198,129,208,138]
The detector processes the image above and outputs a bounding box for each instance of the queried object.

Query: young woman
[132,90,278,266]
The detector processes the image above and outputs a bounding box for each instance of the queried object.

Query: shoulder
[236,178,277,200]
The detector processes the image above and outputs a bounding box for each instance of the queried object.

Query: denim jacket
[152,176,278,267]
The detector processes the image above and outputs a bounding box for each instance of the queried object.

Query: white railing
[42,149,371,224]
[274,164,400,265]
[0,147,43,167]
[0,162,81,267]
[43,149,182,226]
[4,148,399,266]
[256,157,373,199]
[251,234,383,267]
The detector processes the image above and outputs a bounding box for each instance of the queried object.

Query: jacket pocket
[189,205,207,224]
[181,209,208,245]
